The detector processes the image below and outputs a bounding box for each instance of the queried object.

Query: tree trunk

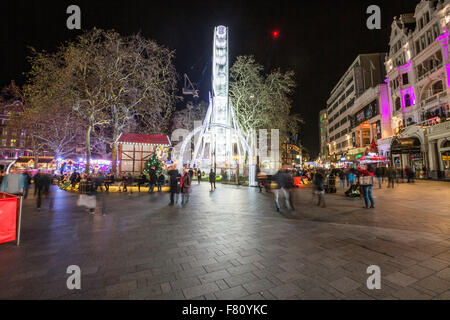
[85,125,92,174]
[111,142,118,175]
[34,153,39,170]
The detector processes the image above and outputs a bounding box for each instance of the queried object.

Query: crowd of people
[0,162,419,216]
[256,163,418,211]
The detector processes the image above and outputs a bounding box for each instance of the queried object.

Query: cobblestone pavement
[0,180,449,300]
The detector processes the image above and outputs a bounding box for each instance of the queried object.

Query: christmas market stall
[117,133,171,175]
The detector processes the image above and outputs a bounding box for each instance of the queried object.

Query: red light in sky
[272,30,280,39]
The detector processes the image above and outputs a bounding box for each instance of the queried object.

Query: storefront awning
[391,137,421,154]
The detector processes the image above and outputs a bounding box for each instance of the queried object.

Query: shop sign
[442,155,450,161]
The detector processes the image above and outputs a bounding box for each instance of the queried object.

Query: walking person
[273,167,293,212]
[359,165,375,209]
[77,175,97,215]
[148,167,157,193]
[168,166,180,205]
[119,174,128,192]
[138,173,147,193]
[375,166,383,189]
[126,173,134,195]
[339,169,346,191]
[387,167,396,188]
[180,168,192,205]
[315,169,326,208]
[22,171,31,199]
[104,173,112,192]
[197,170,202,184]
[34,171,44,211]
[157,172,165,192]
[209,169,216,191]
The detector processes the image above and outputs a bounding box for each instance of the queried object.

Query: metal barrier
[0,192,23,246]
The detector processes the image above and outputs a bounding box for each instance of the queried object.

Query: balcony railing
[417,63,443,82]
[421,90,447,107]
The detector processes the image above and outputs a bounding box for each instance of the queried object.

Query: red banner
[0,195,18,244]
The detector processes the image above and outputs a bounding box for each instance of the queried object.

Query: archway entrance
[177,123,256,186]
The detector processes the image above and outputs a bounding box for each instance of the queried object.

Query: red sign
[0,195,19,244]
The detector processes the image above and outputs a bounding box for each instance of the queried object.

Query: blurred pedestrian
[157,172,165,192]
[138,173,147,192]
[387,166,396,188]
[180,168,191,204]
[197,170,202,184]
[359,165,375,209]
[315,169,326,208]
[168,166,180,205]
[209,169,216,191]
[375,166,383,189]
[148,167,157,193]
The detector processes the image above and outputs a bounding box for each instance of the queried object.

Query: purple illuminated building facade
[322,0,450,179]
[383,0,450,179]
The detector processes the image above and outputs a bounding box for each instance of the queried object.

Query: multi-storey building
[281,143,302,167]
[347,82,392,161]
[0,100,52,172]
[326,53,387,162]
[383,0,450,179]
[319,109,329,162]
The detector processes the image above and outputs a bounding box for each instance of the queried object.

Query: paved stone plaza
[0,180,449,300]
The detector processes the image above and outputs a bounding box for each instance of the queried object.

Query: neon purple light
[397,60,412,73]
[446,64,450,88]
[436,30,449,60]
[379,84,390,127]
[436,30,449,43]
[400,86,416,111]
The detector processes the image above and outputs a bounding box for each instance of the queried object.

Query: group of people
[258,164,402,211]
[0,170,54,211]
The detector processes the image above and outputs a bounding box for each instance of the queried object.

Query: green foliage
[144,153,163,175]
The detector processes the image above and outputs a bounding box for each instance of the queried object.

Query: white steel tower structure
[184,25,254,184]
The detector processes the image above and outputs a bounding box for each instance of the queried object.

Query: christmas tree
[144,153,163,175]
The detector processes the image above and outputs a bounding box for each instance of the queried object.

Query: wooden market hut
[117,133,171,175]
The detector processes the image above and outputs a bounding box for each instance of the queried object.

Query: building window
[2,139,6,147]
[432,80,444,95]
[405,94,411,107]
[402,73,409,85]
[10,139,16,147]
[395,97,401,111]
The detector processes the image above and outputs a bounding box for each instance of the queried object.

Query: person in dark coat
[168,166,180,205]
[157,173,165,192]
[138,173,147,193]
[315,170,326,208]
[148,168,157,193]
[209,169,216,191]
[197,170,202,184]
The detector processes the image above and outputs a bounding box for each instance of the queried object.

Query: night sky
[2,0,419,157]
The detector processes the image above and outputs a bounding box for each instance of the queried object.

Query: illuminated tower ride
[184,25,255,185]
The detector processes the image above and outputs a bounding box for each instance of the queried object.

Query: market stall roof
[117,133,171,146]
